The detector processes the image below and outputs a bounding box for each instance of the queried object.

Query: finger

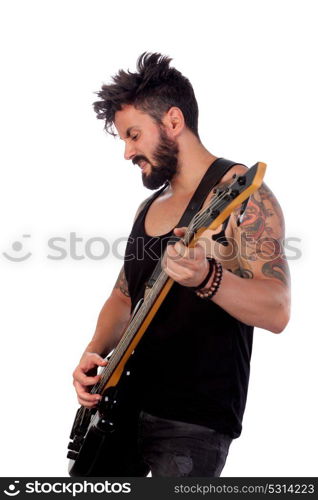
[164,247,185,271]
[170,250,192,267]
[164,259,193,281]
[168,242,205,265]
[83,353,107,370]
[174,240,189,258]
[74,381,102,402]
[89,353,107,365]
[166,241,193,261]
[166,243,180,259]
[79,360,107,377]
[73,371,101,386]
[77,391,101,404]
[191,243,207,260]
[78,397,100,408]
[165,244,188,267]
[173,227,187,237]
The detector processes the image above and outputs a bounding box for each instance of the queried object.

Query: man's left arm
[211,183,291,333]
[164,183,291,334]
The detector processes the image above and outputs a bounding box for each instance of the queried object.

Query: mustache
[132,155,150,166]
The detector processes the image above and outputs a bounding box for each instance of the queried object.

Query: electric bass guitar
[67,161,266,476]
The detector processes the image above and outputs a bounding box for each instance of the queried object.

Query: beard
[133,129,179,190]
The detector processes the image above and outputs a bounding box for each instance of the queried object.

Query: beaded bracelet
[191,257,216,291]
[195,260,223,300]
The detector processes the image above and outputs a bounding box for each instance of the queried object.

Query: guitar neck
[92,268,171,394]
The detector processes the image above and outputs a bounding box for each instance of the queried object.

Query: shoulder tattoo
[234,183,290,286]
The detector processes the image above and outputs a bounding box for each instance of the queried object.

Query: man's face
[114,104,179,189]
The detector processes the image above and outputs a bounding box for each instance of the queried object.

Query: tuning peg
[237,176,246,186]
[231,189,239,199]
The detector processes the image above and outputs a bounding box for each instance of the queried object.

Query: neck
[169,133,218,195]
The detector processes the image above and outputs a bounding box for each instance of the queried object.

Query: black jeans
[137,411,232,477]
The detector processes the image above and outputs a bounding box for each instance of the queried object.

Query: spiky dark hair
[93,52,200,138]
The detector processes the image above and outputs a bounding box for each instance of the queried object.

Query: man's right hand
[72,352,107,408]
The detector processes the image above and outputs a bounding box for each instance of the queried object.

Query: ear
[161,106,185,138]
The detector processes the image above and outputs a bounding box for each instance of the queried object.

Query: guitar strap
[145,157,242,288]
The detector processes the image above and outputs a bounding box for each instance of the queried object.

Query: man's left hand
[162,227,209,288]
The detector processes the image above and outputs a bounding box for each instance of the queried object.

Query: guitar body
[68,381,149,477]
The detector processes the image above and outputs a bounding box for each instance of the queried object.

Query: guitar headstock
[188,162,267,237]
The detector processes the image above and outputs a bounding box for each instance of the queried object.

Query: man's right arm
[72,195,152,408]
[85,267,132,357]
[72,266,132,408]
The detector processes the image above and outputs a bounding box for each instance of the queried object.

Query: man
[72,52,290,477]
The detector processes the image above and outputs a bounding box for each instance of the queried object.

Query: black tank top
[124,184,254,439]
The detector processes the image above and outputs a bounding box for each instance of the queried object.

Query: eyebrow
[119,126,139,140]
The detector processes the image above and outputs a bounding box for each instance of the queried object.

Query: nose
[124,140,137,161]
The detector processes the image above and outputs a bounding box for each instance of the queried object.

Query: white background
[0,0,317,477]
